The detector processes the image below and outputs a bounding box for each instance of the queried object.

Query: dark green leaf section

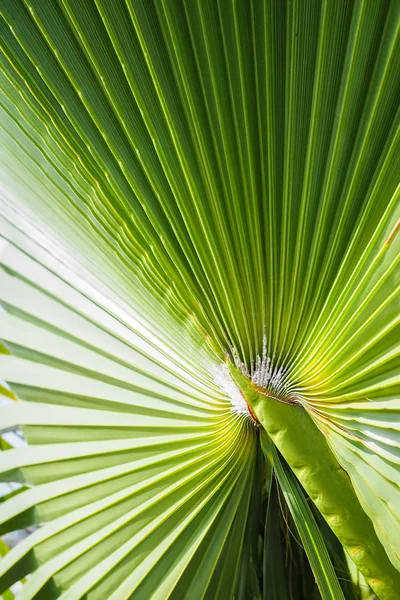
[263,476,288,600]
[261,432,345,600]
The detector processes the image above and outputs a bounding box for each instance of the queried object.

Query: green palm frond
[0,0,399,599]
[0,222,258,599]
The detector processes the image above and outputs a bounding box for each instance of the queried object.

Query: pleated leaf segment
[0,0,399,599]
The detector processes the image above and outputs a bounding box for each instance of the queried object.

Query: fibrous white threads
[212,363,256,424]
[231,345,249,377]
[214,333,301,419]
[231,333,292,398]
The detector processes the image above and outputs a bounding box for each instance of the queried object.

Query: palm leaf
[0,221,258,598]
[0,0,399,598]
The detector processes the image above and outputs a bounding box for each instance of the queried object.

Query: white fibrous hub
[212,363,257,424]
[231,333,292,398]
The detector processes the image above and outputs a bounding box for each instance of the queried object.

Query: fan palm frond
[0,1,399,598]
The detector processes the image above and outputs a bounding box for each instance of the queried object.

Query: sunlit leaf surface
[0,0,399,598]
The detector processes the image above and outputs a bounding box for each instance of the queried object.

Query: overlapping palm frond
[0,218,258,599]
